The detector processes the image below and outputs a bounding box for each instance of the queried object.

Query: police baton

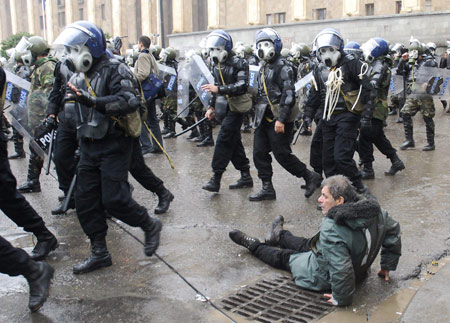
[174,117,207,137]
[45,129,55,175]
[173,95,199,120]
[292,121,305,145]
[61,174,76,213]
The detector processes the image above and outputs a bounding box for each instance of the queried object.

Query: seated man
[229,175,401,306]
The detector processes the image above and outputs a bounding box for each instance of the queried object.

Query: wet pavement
[2,102,450,322]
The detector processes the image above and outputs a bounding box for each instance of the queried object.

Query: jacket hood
[326,194,381,229]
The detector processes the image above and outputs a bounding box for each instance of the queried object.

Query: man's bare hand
[201,84,219,94]
[401,52,409,61]
[205,108,215,120]
[274,120,285,134]
[377,269,390,281]
[323,293,335,305]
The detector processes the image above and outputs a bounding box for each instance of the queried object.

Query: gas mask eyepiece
[319,47,341,68]
[257,40,275,61]
[66,45,93,73]
[209,47,228,64]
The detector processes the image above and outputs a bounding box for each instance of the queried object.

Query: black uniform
[68,55,161,273]
[202,54,252,192]
[305,54,370,192]
[251,55,320,200]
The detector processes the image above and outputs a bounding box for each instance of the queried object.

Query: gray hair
[321,175,357,203]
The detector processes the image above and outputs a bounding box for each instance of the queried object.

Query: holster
[252,103,269,129]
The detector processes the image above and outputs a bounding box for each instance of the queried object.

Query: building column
[9,0,18,35]
[292,0,306,21]
[342,0,360,17]
[65,0,73,25]
[172,0,185,33]
[26,0,35,34]
[247,0,261,25]
[141,0,152,37]
[401,0,423,13]
[111,0,123,39]
[44,0,55,43]
[87,0,96,23]
[207,0,226,29]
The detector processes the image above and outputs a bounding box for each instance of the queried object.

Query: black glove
[360,117,372,135]
[71,89,97,107]
[44,115,58,130]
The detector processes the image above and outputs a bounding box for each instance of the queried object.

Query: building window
[79,8,84,20]
[266,14,272,25]
[425,0,432,11]
[39,15,44,30]
[396,1,402,14]
[277,12,286,24]
[314,8,326,20]
[101,4,106,20]
[78,0,84,4]
[365,3,374,16]
[57,0,64,8]
[58,11,66,27]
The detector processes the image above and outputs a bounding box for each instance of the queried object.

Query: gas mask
[409,50,418,64]
[160,50,168,63]
[209,46,228,64]
[257,40,276,61]
[319,47,341,68]
[21,50,34,66]
[66,45,93,73]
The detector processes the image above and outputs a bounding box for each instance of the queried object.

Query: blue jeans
[140,100,163,151]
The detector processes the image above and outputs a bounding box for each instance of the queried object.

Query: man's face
[317,186,339,215]
[138,42,144,52]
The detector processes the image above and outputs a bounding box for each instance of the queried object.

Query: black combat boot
[161,112,170,135]
[353,180,368,194]
[51,194,75,215]
[154,187,174,214]
[9,134,25,159]
[141,216,162,256]
[202,173,222,192]
[163,119,176,138]
[186,125,199,140]
[30,229,58,261]
[385,153,405,176]
[73,237,112,274]
[229,170,253,189]
[265,215,284,246]
[249,180,276,201]
[18,155,42,193]
[193,121,207,142]
[197,122,214,147]
[303,170,322,198]
[400,114,414,150]
[388,106,398,115]
[361,162,375,179]
[24,260,54,312]
[423,116,435,151]
[229,229,260,250]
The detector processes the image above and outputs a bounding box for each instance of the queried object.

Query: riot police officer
[54,21,162,274]
[201,30,253,192]
[249,28,321,201]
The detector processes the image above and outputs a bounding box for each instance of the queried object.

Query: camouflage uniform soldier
[18,36,57,193]
[398,41,438,151]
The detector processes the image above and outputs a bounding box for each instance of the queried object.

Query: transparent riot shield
[176,61,190,118]
[294,72,315,93]
[188,55,214,109]
[389,73,404,96]
[248,65,261,95]
[4,70,47,160]
[157,63,177,97]
[408,66,450,100]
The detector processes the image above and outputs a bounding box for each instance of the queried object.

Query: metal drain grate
[221,276,334,323]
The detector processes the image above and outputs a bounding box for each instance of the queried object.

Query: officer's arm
[134,54,151,83]
[47,62,63,116]
[217,57,248,97]
[303,68,321,120]
[277,64,296,123]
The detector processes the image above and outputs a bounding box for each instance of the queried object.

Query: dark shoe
[30,234,58,261]
[385,157,405,176]
[155,189,174,214]
[58,194,65,202]
[303,171,322,198]
[142,148,152,156]
[242,126,252,134]
[229,170,253,189]
[361,164,375,180]
[422,144,435,151]
[18,180,41,193]
[400,140,415,150]
[149,148,163,154]
[249,181,276,201]
[202,173,222,192]
[8,151,26,159]
[353,181,369,194]
[388,108,397,116]
[229,229,260,249]
[161,127,170,135]
[197,136,214,147]
[396,116,403,123]
[51,197,75,215]
[265,215,284,246]
[186,128,199,140]
[142,217,162,256]
[193,134,206,142]
[25,261,54,312]
[163,131,176,139]
[73,239,112,274]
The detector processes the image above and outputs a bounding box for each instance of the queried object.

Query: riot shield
[388,73,404,96]
[408,66,450,100]
[4,70,47,160]
[248,65,261,95]
[176,61,190,118]
[188,54,214,110]
[294,72,315,92]
[157,63,177,97]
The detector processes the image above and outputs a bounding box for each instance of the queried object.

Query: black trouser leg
[0,235,30,277]
[12,127,24,154]
[53,125,78,194]
[253,120,273,181]
[129,138,163,193]
[211,112,250,173]
[279,230,311,252]
[251,243,297,271]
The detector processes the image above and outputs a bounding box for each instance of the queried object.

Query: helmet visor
[53,26,90,50]
[314,33,342,50]
[206,34,228,49]
[15,37,31,53]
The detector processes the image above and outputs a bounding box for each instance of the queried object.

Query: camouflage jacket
[27,56,57,130]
